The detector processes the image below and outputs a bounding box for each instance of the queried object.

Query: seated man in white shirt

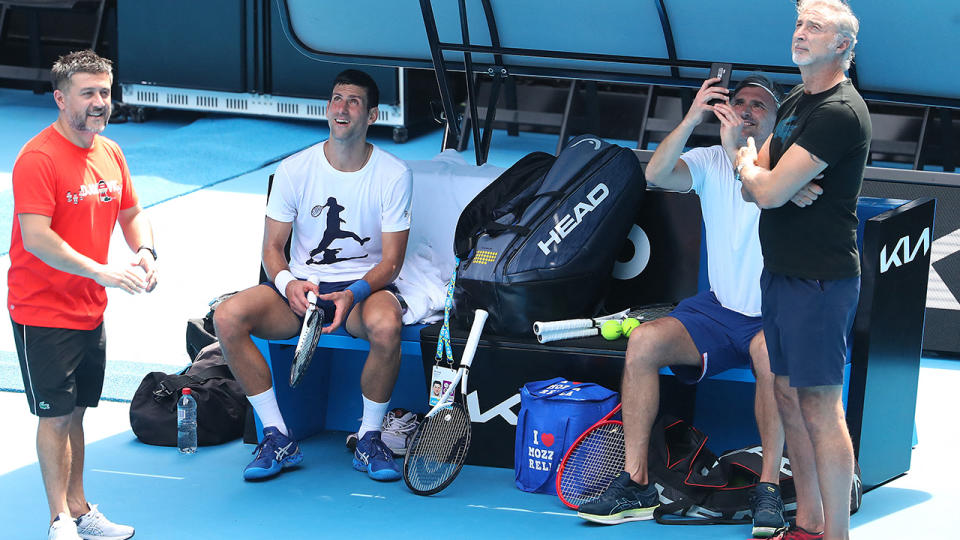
[214,69,414,483]
[578,74,788,538]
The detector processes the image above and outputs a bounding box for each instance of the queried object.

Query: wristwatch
[137,245,158,261]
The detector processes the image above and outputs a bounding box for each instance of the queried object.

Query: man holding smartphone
[737,1,869,539]
[578,73,788,538]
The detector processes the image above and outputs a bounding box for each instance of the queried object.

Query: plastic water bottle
[177,388,197,454]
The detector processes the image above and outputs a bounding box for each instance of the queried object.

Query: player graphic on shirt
[306,196,370,266]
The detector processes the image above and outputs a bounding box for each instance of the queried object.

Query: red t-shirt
[8,125,139,330]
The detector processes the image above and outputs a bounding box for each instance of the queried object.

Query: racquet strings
[405,402,471,493]
[559,422,626,507]
[291,307,322,383]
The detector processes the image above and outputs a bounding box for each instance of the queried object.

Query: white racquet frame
[425,309,489,418]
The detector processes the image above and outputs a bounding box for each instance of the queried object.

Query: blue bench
[251,325,426,439]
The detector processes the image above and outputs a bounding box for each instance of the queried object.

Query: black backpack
[649,416,862,525]
[452,134,646,336]
[129,342,249,446]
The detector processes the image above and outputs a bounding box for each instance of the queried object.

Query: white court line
[494,507,535,513]
[350,493,386,499]
[467,504,577,518]
[91,469,183,480]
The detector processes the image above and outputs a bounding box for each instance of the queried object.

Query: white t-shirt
[680,145,763,316]
[266,141,413,282]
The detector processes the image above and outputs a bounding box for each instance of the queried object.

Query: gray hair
[797,0,860,71]
[51,49,113,92]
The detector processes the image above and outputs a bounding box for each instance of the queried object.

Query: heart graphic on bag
[542,433,555,446]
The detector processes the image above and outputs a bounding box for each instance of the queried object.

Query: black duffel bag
[129,342,248,446]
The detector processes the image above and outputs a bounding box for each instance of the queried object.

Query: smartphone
[707,62,733,106]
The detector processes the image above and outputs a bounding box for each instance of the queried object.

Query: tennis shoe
[75,504,134,540]
[49,513,81,540]
[751,482,787,537]
[380,408,420,456]
[577,471,660,524]
[243,427,303,481]
[353,431,401,481]
[769,525,824,539]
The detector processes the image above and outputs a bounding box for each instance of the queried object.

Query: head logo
[571,137,602,150]
[537,183,609,255]
[880,227,930,273]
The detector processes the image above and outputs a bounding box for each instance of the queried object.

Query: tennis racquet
[403,308,488,495]
[536,327,605,343]
[555,403,626,509]
[533,308,632,336]
[290,276,323,388]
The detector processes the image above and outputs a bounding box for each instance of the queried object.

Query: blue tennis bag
[453,134,646,336]
[514,378,619,495]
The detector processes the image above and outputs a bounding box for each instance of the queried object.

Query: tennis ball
[621,317,641,337]
[600,320,623,340]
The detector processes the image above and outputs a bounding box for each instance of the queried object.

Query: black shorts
[11,319,106,417]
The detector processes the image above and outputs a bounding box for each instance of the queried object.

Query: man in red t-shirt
[8,50,158,540]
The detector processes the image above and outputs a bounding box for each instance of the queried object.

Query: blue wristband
[346,279,372,306]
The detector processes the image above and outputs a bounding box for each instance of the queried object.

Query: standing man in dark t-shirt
[736,1,870,539]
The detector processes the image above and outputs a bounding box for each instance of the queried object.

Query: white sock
[358,394,390,439]
[248,388,289,437]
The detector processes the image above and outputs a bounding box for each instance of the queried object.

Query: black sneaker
[751,482,787,537]
[577,471,659,525]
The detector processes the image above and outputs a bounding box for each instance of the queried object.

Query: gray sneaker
[75,504,134,540]
[380,408,420,456]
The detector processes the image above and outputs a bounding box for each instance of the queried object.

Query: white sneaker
[49,513,81,540]
[380,408,420,456]
[75,504,134,540]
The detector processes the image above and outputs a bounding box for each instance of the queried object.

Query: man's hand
[93,264,147,294]
[681,77,729,129]
[790,180,824,208]
[317,290,355,334]
[286,279,320,317]
[713,102,744,159]
[133,252,158,292]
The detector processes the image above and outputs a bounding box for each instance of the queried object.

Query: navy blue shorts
[760,268,859,388]
[667,290,763,384]
[262,278,405,336]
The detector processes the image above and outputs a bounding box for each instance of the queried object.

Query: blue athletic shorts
[667,290,763,384]
[760,268,859,388]
[262,278,405,336]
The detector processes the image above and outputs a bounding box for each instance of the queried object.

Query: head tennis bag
[514,378,619,495]
[453,134,646,336]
